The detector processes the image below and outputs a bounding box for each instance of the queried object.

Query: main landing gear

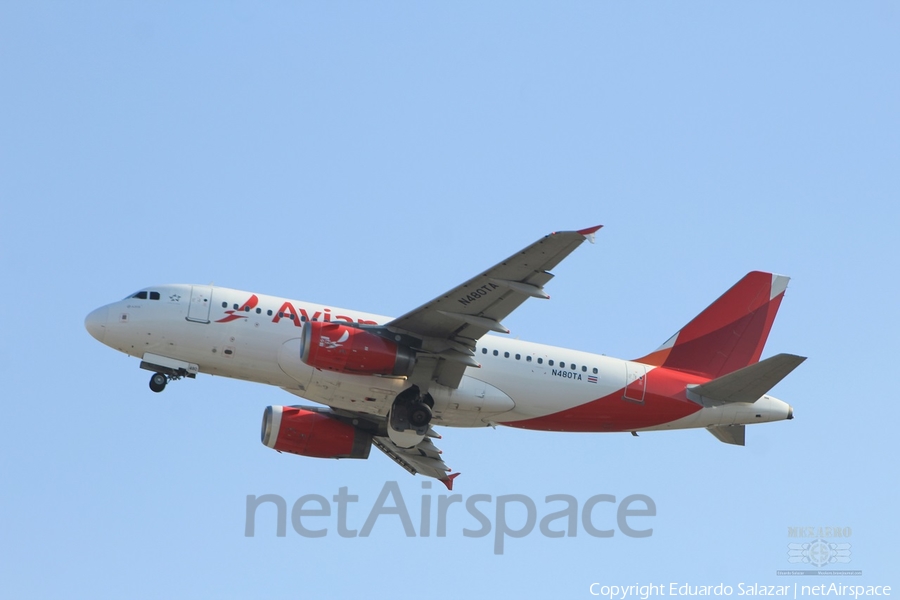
[389,384,434,435]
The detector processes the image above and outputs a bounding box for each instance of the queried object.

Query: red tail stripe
[636,272,787,378]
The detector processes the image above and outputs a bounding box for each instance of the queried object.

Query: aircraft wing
[284,402,459,488]
[386,225,601,388]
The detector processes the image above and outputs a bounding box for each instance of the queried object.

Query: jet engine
[261,406,372,459]
[299,322,416,376]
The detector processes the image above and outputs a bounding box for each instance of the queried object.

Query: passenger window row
[479,346,599,374]
[220,301,307,319]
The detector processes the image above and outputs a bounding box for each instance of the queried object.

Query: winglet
[577,225,603,244]
[440,472,461,491]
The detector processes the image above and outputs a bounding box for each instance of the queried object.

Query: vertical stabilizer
[635,272,789,378]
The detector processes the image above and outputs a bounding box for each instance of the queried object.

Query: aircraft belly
[497,365,702,432]
[133,321,292,386]
[285,374,518,428]
[428,376,516,427]
[286,374,405,417]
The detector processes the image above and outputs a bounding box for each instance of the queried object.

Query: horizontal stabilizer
[707,425,745,446]
[688,353,806,407]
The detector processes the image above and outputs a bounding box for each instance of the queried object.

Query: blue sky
[1,3,898,598]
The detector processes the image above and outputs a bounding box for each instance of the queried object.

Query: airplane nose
[85,306,108,343]
[787,405,794,420]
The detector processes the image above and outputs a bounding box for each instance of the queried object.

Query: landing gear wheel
[408,402,433,429]
[149,372,168,393]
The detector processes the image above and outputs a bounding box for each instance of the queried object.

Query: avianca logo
[215,295,259,323]
[319,330,350,349]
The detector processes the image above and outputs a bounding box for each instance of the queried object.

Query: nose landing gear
[149,372,168,393]
[140,355,197,393]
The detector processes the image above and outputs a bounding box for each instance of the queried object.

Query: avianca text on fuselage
[214,294,380,327]
[84,226,804,489]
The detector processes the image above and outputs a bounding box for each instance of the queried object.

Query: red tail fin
[635,271,789,378]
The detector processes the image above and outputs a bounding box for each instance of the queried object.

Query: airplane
[84,226,804,489]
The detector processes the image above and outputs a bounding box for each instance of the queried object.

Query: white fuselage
[85,284,792,432]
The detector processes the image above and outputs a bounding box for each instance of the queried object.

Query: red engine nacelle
[260,406,372,459]
[299,321,416,376]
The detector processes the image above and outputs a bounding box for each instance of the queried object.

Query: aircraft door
[623,362,646,404]
[187,286,212,323]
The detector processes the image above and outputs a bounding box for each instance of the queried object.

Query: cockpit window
[129,290,161,300]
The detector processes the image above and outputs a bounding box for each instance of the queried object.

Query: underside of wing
[373,434,459,490]
[281,404,459,487]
